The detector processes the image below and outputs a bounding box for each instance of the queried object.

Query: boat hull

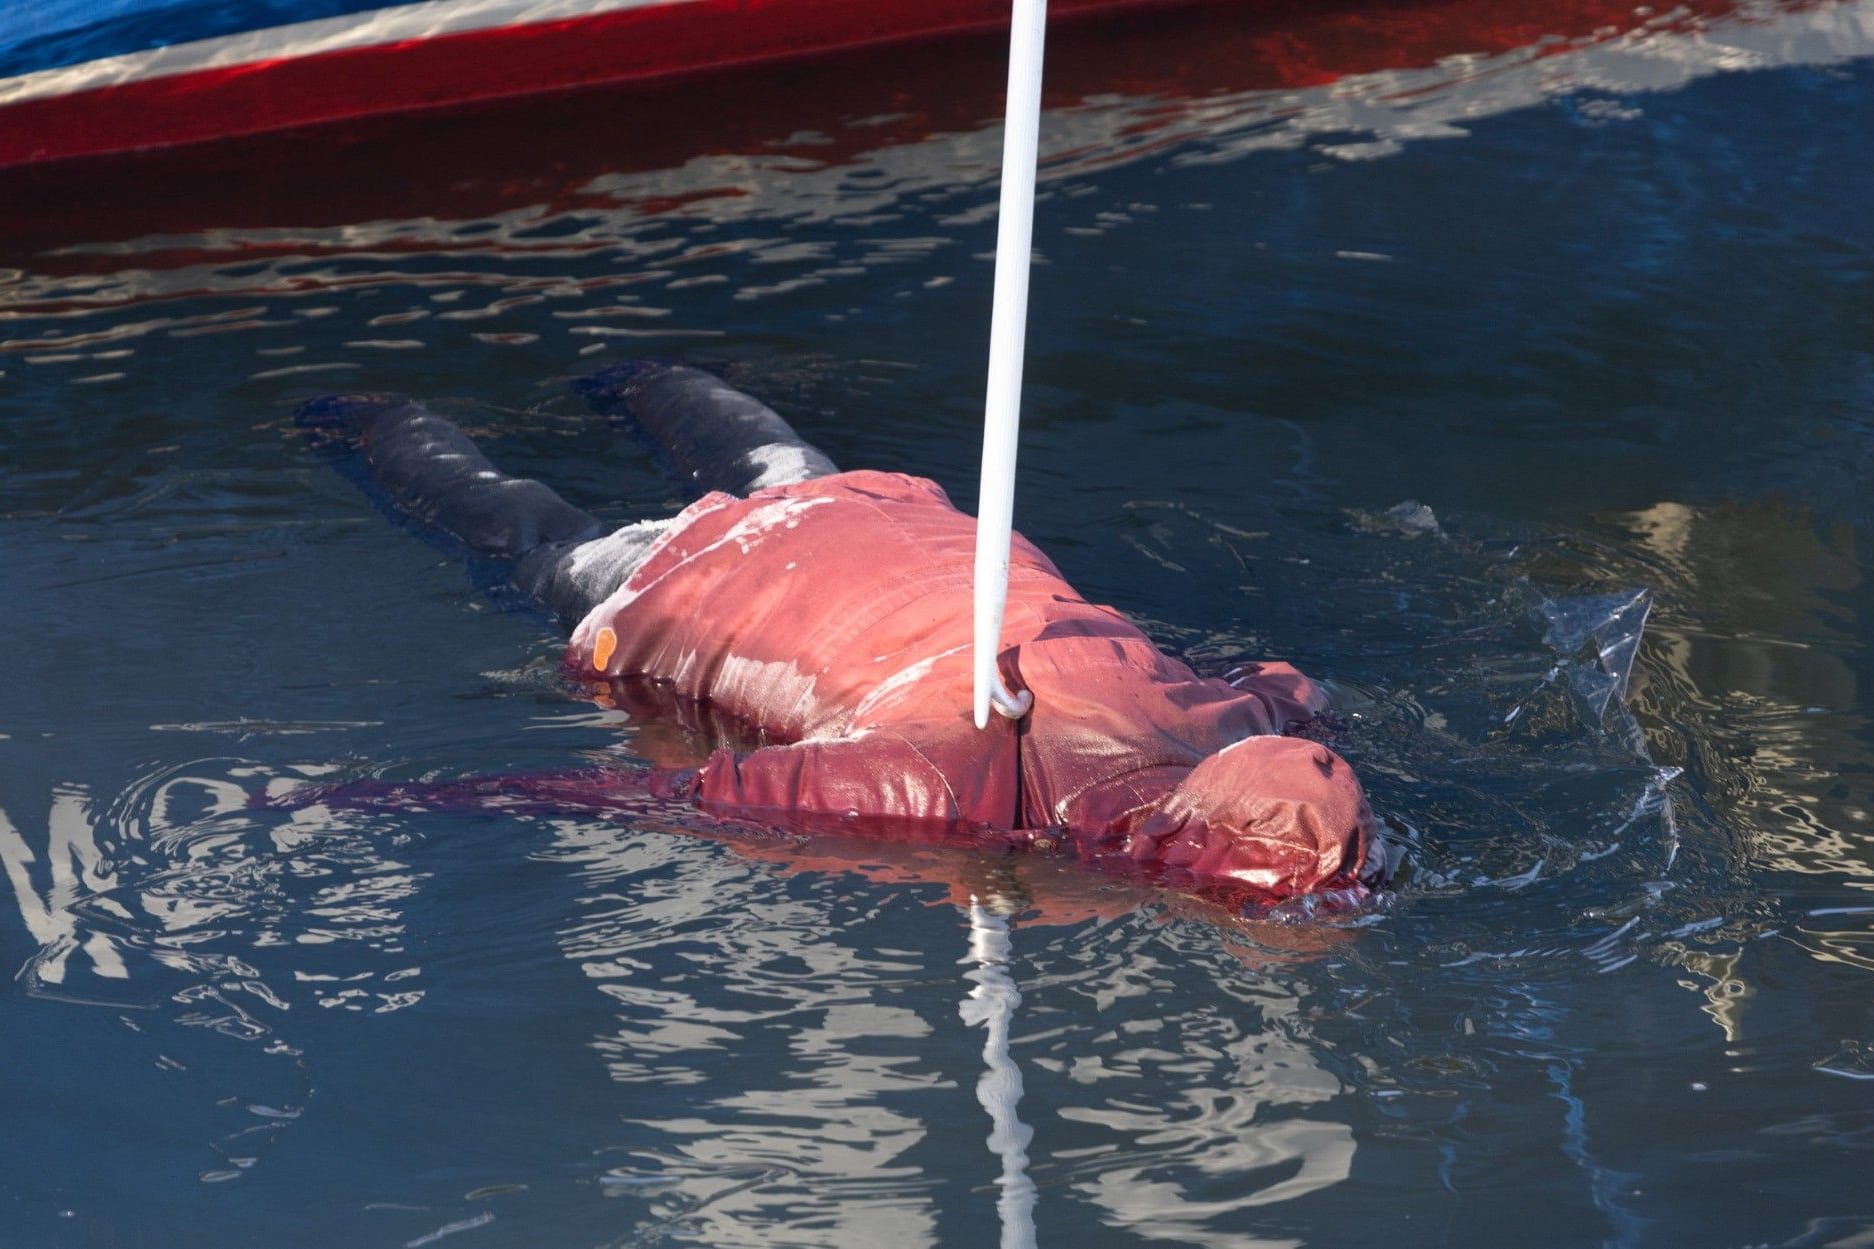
[0,0,1228,169]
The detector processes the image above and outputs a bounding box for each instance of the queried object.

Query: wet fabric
[568,470,1380,899]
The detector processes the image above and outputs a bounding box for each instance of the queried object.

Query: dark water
[5,3,1874,1246]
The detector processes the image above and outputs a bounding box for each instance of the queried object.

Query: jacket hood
[1118,735,1380,899]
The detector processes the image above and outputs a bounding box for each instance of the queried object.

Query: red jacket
[567,470,1379,899]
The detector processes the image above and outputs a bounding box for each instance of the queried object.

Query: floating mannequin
[298,363,1383,907]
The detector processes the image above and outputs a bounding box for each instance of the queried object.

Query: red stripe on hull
[0,0,1228,169]
[0,0,1771,258]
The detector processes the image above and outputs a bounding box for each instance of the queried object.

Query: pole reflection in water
[961,896,1038,1249]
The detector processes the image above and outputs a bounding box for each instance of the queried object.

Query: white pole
[972,0,1048,730]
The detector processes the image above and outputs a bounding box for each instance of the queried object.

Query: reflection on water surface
[2,1,1874,1246]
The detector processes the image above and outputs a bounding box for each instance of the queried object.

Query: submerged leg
[512,523,668,627]
[575,362,839,496]
[298,396,664,626]
[302,363,838,624]
[299,395,605,559]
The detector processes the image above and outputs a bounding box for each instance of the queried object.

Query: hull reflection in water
[4,0,1874,274]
